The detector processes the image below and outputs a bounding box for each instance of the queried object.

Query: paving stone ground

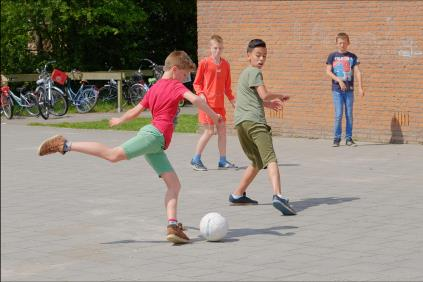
[2,110,423,281]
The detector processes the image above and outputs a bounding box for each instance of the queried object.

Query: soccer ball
[199,212,228,242]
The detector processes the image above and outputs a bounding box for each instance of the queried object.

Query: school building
[196,0,423,144]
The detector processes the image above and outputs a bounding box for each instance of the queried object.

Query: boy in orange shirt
[190,34,237,171]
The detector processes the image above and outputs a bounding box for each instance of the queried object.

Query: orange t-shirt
[193,57,234,108]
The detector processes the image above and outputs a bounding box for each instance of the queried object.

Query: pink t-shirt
[140,79,188,149]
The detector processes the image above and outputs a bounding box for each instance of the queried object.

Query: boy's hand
[230,99,236,108]
[359,87,365,97]
[338,80,347,91]
[266,99,283,111]
[280,95,290,102]
[109,117,121,127]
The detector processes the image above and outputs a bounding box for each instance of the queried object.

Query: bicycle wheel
[98,85,117,102]
[129,84,147,106]
[1,95,14,119]
[22,91,40,116]
[36,88,49,120]
[49,88,68,116]
[76,88,98,113]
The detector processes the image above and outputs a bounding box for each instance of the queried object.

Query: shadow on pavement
[101,225,297,245]
[234,163,300,171]
[226,225,297,239]
[291,196,360,212]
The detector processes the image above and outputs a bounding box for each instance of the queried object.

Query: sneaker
[218,160,238,169]
[346,138,357,147]
[272,195,297,215]
[166,223,190,244]
[332,138,340,147]
[229,192,258,205]
[38,135,66,156]
[190,159,208,171]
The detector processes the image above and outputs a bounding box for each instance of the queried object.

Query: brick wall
[197,0,423,143]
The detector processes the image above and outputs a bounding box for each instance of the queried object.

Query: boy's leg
[266,161,281,195]
[216,122,237,168]
[194,124,215,156]
[38,135,127,162]
[345,91,354,140]
[71,142,127,162]
[161,171,190,244]
[332,90,343,144]
[232,164,259,196]
[191,121,214,171]
[144,152,189,243]
[161,171,181,221]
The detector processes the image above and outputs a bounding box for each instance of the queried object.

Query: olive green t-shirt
[234,66,266,126]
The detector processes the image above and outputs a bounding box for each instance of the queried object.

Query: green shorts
[121,124,174,176]
[236,121,277,170]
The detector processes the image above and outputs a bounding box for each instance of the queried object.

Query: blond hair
[336,32,350,43]
[210,34,223,44]
[164,51,196,71]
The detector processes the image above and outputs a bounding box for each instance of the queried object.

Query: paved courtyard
[1,112,423,281]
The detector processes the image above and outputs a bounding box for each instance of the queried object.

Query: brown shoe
[166,223,190,244]
[38,135,66,156]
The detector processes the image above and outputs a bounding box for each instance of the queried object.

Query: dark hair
[247,39,266,53]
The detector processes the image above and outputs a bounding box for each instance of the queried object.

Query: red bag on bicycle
[51,69,68,85]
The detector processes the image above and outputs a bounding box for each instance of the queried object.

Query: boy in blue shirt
[326,32,365,147]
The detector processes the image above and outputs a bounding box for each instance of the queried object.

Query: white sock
[231,194,242,199]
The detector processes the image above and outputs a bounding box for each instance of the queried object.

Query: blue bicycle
[1,84,39,119]
[60,69,98,113]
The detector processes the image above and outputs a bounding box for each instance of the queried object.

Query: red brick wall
[197,0,423,144]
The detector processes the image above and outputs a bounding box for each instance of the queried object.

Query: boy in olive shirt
[229,39,296,215]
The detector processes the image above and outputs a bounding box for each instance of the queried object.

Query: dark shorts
[236,121,277,170]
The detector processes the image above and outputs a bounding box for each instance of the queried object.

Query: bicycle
[0,84,39,119]
[35,61,68,120]
[98,67,146,107]
[125,59,164,106]
[54,69,98,113]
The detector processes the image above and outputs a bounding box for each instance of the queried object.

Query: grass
[29,114,199,133]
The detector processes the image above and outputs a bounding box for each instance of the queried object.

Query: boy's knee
[108,147,126,163]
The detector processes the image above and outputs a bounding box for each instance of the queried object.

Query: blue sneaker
[218,160,238,169]
[190,159,207,171]
[272,195,296,215]
[229,192,258,205]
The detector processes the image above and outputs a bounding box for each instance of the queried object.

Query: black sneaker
[332,138,340,147]
[229,192,258,205]
[272,195,297,215]
[346,138,357,147]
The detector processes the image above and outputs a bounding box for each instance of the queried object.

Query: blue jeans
[332,90,354,140]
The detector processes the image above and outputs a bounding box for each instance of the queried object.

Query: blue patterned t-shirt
[326,51,359,92]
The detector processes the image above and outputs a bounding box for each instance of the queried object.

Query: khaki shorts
[121,124,174,176]
[236,121,277,170]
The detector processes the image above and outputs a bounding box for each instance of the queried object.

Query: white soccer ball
[199,212,229,242]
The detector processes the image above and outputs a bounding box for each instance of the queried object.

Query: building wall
[197,0,423,143]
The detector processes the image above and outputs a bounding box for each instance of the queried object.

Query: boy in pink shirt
[190,34,237,171]
[37,51,221,244]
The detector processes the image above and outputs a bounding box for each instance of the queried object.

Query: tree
[1,0,197,73]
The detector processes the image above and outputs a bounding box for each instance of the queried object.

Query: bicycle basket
[51,69,68,85]
[1,85,10,95]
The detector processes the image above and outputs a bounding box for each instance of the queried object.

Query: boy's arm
[224,63,235,107]
[326,64,347,91]
[183,91,221,123]
[193,60,205,97]
[256,85,289,102]
[354,65,365,97]
[109,103,145,127]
